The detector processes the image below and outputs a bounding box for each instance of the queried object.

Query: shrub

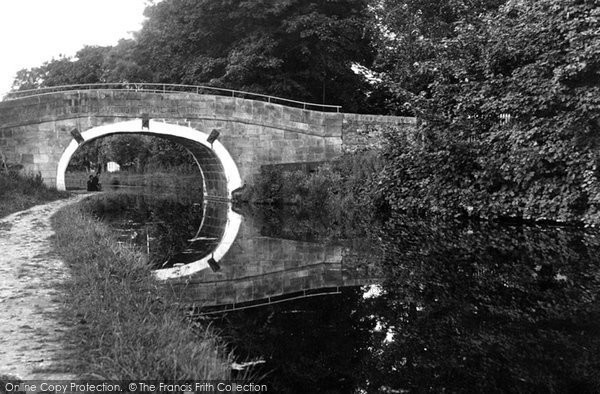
[379,0,600,225]
[0,171,69,217]
[236,150,386,237]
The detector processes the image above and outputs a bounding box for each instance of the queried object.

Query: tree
[103,39,154,83]
[368,0,505,114]
[11,68,45,91]
[135,0,376,111]
[380,0,600,224]
[11,46,111,91]
[65,45,110,84]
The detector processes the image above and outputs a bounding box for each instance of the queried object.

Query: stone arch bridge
[0,84,415,199]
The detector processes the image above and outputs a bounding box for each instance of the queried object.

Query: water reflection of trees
[207,287,376,394]
[366,218,600,393]
[207,217,600,393]
[236,204,372,242]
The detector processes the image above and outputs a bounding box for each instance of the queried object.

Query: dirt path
[0,195,87,379]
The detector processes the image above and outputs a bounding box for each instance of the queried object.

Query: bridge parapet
[0,90,343,137]
[3,83,342,112]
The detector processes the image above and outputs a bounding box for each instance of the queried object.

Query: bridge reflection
[156,202,382,313]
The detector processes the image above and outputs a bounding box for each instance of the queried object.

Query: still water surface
[86,188,600,393]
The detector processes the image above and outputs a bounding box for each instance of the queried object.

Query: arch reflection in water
[87,192,381,312]
[157,207,382,313]
[154,202,242,279]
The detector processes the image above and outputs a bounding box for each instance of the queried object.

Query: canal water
[84,188,600,393]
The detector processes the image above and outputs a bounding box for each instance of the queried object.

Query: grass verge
[51,200,232,379]
[0,172,69,218]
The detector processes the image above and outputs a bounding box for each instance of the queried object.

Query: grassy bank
[236,151,386,235]
[51,200,232,379]
[0,172,69,218]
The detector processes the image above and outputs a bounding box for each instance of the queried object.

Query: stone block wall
[341,113,417,152]
[0,90,416,191]
[0,91,346,189]
[0,91,344,136]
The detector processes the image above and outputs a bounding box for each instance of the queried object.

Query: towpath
[0,195,86,379]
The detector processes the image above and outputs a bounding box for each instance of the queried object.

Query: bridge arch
[56,119,243,199]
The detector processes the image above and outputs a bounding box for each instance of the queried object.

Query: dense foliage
[236,150,386,237]
[137,0,375,111]
[12,46,111,90]
[379,0,600,224]
[11,0,376,112]
[0,171,68,218]
[369,0,505,114]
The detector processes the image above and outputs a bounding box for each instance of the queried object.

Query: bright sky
[0,0,151,98]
